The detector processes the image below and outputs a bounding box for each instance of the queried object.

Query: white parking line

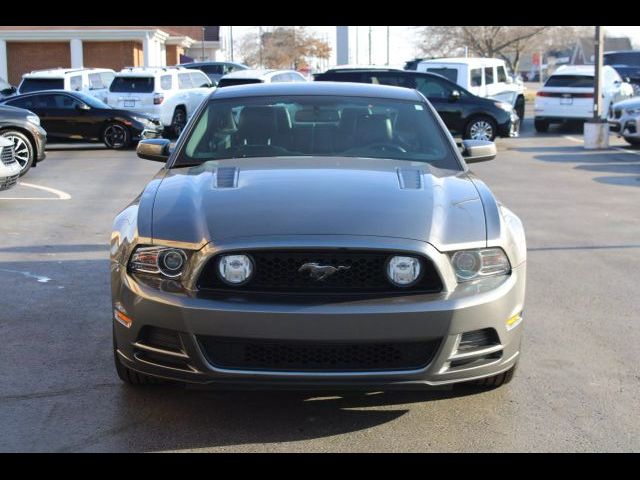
[0,182,71,201]
[563,135,583,144]
[563,135,640,155]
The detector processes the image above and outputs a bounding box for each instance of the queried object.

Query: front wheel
[515,96,525,121]
[1,130,34,176]
[102,122,131,150]
[464,116,497,141]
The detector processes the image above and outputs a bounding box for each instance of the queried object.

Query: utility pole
[258,26,263,68]
[593,25,604,121]
[584,25,609,149]
[368,26,372,65]
[229,26,234,61]
[355,26,359,64]
[386,26,390,65]
[201,27,206,61]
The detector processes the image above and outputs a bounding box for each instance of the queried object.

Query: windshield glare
[178,95,458,170]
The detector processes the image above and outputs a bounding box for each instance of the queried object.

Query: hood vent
[396,168,422,190]
[214,167,239,189]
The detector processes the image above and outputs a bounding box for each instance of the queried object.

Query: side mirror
[137,139,172,162]
[75,103,90,111]
[449,90,461,102]
[1,86,17,95]
[461,139,496,163]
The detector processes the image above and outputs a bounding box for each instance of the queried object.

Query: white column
[142,34,150,67]
[70,38,83,68]
[0,40,8,82]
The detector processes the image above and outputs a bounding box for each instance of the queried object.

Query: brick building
[0,26,221,85]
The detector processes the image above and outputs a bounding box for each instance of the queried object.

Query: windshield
[604,52,640,66]
[20,78,64,93]
[545,75,594,88]
[74,91,110,109]
[177,95,458,170]
[109,76,154,93]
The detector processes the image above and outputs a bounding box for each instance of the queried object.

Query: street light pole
[386,26,390,66]
[229,26,234,62]
[593,25,604,121]
[584,25,609,149]
[368,26,372,65]
[201,27,205,61]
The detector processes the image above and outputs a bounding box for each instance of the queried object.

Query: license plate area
[560,96,573,105]
[124,100,135,108]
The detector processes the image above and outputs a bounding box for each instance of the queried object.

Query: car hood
[150,157,486,250]
[612,97,640,110]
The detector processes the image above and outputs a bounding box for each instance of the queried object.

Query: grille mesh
[197,250,443,294]
[198,337,441,372]
[1,146,16,165]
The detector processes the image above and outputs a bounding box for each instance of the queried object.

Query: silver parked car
[111,82,526,389]
[608,97,640,146]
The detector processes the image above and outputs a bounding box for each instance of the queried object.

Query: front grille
[0,174,19,190]
[138,326,183,352]
[198,337,441,372]
[1,146,16,165]
[197,250,443,295]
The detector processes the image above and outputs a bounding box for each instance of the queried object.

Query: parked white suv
[18,68,116,102]
[0,135,21,191]
[416,57,526,120]
[534,65,634,132]
[106,66,214,137]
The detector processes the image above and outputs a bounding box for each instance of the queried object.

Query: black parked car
[604,50,640,96]
[0,104,47,176]
[0,90,162,150]
[314,69,519,141]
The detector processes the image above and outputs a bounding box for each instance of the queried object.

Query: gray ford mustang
[111,82,526,389]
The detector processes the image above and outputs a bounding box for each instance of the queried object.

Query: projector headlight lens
[386,256,422,287]
[218,254,253,285]
[129,246,189,278]
[451,248,510,282]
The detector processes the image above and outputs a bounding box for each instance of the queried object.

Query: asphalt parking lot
[1,115,639,452]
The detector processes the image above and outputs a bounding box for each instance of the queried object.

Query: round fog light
[218,254,253,285]
[386,256,421,287]
[158,249,187,277]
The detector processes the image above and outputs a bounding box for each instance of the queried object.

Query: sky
[228,26,640,67]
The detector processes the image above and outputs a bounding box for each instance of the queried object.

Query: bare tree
[237,26,331,70]
[415,26,552,72]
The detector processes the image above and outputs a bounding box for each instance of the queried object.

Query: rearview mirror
[137,139,172,162]
[461,139,496,163]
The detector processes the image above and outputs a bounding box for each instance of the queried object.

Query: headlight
[450,248,510,282]
[218,254,253,285]
[386,256,422,287]
[132,116,152,125]
[624,108,640,116]
[494,102,513,112]
[26,115,40,126]
[129,246,189,278]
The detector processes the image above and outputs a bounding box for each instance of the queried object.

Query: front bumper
[608,114,639,139]
[497,112,520,138]
[112,257,526,388]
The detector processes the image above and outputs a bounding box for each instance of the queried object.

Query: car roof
[552,65,605,76]
[322,64,404,72]
[23,67,115,78]
[115,66,191,76]
[220,69,301,80]
[5,89,83,99]
[180,61,247,68]
[209,81,421,101]
[419,57,506,67]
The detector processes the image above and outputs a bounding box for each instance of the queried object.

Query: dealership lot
[0,119,639,452]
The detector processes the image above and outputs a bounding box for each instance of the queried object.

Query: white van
[416,57,526,119]
[106,66,214,137]
[18,68,116,102]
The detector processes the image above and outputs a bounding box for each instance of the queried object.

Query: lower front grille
[0,174,19,190]
[198,337,441,372]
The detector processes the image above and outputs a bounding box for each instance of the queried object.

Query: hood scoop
[396,168,423,190]
[214,167,239,189]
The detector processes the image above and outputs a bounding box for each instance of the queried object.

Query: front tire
[0,130,34,176]
[534,118,549,133]
[464,116,497,141]
[113,328,162,385]
[624,136,640,146]
[515,95,525,121]
[102,122,131,150]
